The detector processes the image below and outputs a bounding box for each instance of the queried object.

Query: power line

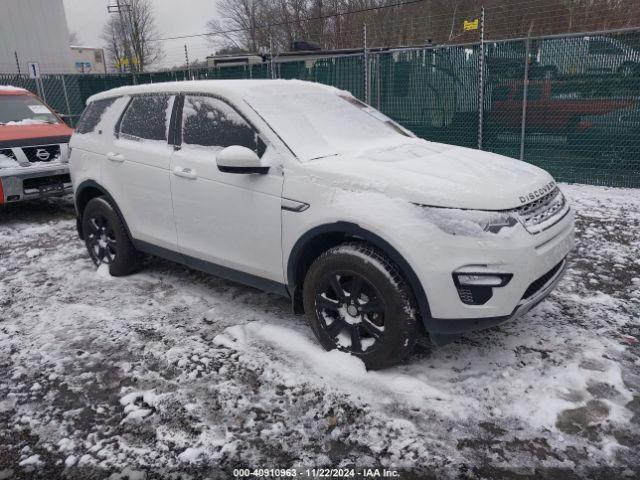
[152,0,435,42]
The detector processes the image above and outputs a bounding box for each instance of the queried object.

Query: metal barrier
[2,29,639,187]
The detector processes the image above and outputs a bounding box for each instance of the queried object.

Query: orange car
[0,86,73,205]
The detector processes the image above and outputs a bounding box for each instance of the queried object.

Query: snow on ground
[0,184,639,479]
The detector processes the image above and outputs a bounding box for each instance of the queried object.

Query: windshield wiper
[309,153,340,161]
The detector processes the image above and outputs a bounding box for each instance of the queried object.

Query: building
[0,0,74,74]
[70,46,107,75]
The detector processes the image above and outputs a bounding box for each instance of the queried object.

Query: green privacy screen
[2,30,639,187]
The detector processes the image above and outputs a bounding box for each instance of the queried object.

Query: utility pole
[110,1,135,75]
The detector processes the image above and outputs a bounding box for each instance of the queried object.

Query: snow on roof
[70,45,103,50]
[87,79,343,104]
[0,85,29,95]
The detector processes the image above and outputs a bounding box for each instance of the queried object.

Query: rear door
[108,93,178,250]
[169,94,285,284]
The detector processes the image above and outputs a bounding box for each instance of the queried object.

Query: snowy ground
[0,184,639,480]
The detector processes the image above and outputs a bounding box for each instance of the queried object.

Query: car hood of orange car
[0,122,74,144]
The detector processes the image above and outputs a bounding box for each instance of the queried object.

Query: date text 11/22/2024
[233,468,401,477]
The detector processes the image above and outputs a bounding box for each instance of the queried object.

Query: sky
[62,0,218,68]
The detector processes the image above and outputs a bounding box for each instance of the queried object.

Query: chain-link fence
[2,28,639,187]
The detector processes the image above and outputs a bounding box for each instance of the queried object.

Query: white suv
[69,80,574,369]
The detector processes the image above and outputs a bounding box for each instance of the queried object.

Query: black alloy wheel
[314,270,386,354]
[86,213,117,266]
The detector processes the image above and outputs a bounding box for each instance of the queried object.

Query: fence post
[477,6,485,150]
[270,35,276,79]
[363,23,370,104]
[38,78,48,104]
[61,75,72,126]
[35,77,44,102]
[520,37,531,161]
[376,53,381,109]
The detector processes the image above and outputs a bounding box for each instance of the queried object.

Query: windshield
[0,95,59,126]
[245,89,410,161]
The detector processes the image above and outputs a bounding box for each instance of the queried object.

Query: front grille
[457,287,474,304]
[456,285,493,305]
[23,174,71,190]
[0,148,17,160]
[516,188,568,234]
[522,261,564,300]
[21,145,61,163]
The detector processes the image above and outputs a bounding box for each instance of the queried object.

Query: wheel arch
[286,222,431,327]
[75,180,131,240]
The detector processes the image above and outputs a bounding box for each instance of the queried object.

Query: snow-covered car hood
[302,138,556,210]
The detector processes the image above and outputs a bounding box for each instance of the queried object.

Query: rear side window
[119,94,172,141]
[76,97,117,134]
[182,95,265,156]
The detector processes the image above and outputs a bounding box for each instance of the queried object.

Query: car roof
[87,79,343,104]
[0,85,32,96]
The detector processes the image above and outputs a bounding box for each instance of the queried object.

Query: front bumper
[428,257,568,343]
[0,164,72,204]
[405,207,575,336]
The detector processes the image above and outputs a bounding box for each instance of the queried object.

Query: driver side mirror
[216,146,269,174]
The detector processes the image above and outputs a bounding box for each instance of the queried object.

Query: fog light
[456,274,508,286]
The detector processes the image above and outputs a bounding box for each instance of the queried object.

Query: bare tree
[102,17,126,72]
[102,0,164,72]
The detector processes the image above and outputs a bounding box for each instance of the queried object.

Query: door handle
[107,152,125,163]
[172,166,197,180]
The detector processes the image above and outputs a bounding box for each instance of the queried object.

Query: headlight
[417,206,519,237]
[59,144,71,163]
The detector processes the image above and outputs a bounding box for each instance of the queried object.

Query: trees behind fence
[200,0,640,53]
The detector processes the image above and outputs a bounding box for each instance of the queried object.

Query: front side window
[182,95,264,155]
[119,94,172,141]
[0,94,59,126]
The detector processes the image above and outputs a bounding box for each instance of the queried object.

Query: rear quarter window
[76,97,118,134]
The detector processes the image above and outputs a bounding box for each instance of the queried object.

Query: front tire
[302,242,418,370]
[82,196,140,276]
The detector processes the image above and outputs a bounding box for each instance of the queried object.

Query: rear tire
[82,196,141,276]
[302,242,418,370]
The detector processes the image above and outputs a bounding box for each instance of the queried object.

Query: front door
[170,94,285,285]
